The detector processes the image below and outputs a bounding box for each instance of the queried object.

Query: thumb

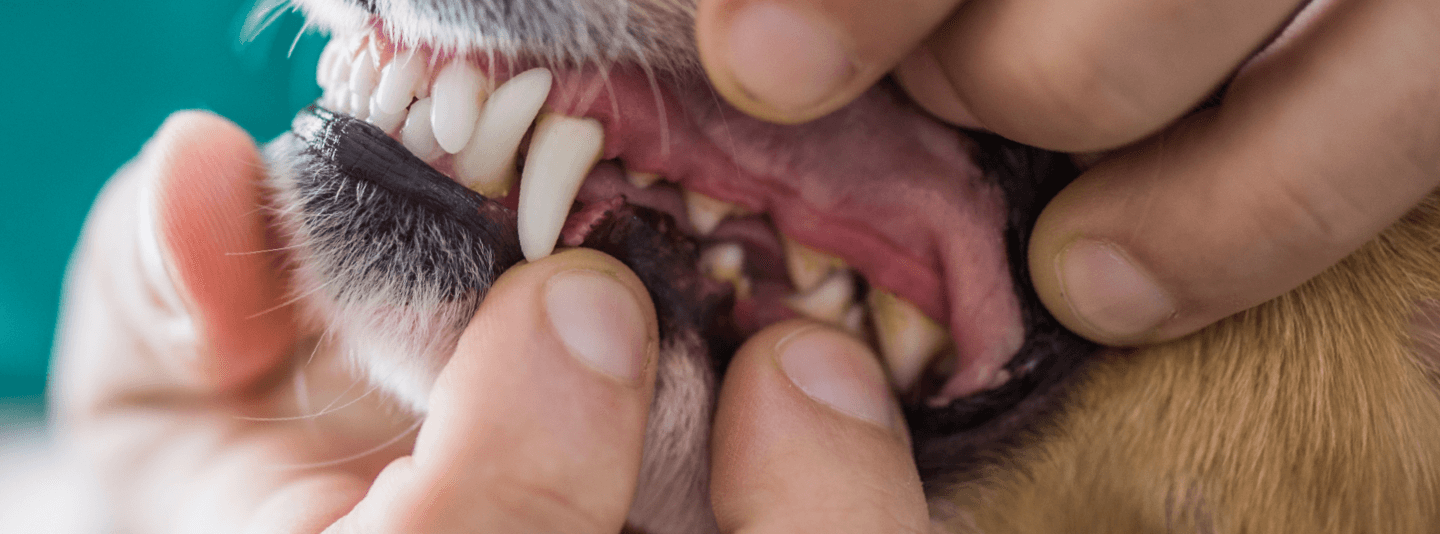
[696,0,965,124]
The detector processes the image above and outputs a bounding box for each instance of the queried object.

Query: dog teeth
[782,236,846,293]
[700,243,753,298]
[431,60,487,153]
[373,48,426,115]
[684,191,737,235]
[455,68,553,197]
[401,97,444,162]
[785,269,855,325]
[868,289,951,391]
[366,95,406,134]
[626,171,662,188]
[348,48,381,109]
[517,115,605,261]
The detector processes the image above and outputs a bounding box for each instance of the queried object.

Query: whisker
[267,418,423,471]
[639,59,670,160]
[246,277,335,319]
[224,243,306,256]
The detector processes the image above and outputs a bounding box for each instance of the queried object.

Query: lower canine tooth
[785,269,855,324]
[684,190,736,235]
[517,115,605,261]
[701,243,745,281]
[868,289,951,391]
[430,60,487,153]
[401,97,444,162]
[455,68,553,197]
[783,236,846,293]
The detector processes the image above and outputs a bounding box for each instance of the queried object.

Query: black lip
[284,103,1098,495]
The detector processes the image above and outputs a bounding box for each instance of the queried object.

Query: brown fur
[945,195,1440,532]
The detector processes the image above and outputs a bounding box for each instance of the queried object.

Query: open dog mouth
[267,23,1096,488]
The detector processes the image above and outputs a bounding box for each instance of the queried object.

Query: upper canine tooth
[868,289,951,391]
[626,171,662,188]
[782,236,846,293]
[373,48,427,115]
[430,60,487,153]
[401,97,444,162]
[455,68,553,197]
[517,115,605,261]
[684,190,737,235]
[785,269,855,324]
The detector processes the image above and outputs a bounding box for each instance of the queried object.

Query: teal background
[0,1,326,400]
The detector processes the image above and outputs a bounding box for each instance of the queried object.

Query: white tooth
[349,91,370,120]
[685,190,736,235]
[454,68,553,197]
[374,48,427,115]
[868,289,951,391]
[348,48,380,104]
[626,171,661,188]
[785,269,855,324]
[517,114,605,261]
[782,236,846,293]
[430,60,486,153]
[367,95,406,134]
[701,243,745,282]
[316,41,340,89]
[327,45,354,92]
[401,97,444,162]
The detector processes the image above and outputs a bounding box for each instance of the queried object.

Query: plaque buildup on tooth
[782,236,846,293]
[517,114,605,261]
[430,60,487,153]
[785,269,855,325]
[701,243,752,299]
[455,68,553,197]
[868,289,952,391]
[626,171,662,188]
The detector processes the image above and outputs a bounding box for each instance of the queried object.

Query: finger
[335,249,660,534]
[711,320,929,533]
[696,0,965,124]
[151,111,298,391]
[58,110,295,401]
[1027,0,1440,345]
[919,0,1305,151]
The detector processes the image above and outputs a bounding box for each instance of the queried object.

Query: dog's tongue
[537,68,1021,398]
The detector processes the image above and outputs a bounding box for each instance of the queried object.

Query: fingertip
[713,320,926,532]
[893,46,985,129]
[147,110,296,391]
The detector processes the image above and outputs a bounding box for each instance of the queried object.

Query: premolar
[455,68,553,197]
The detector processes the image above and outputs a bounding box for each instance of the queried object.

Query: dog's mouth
[280,22,1096,484]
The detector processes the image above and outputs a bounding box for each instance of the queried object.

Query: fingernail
[778,328,893,429]
[725,3,854,116]
[545,270,649,384]
[1057,240,1175,339]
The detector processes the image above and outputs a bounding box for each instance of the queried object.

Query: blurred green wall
[0,1,326,399]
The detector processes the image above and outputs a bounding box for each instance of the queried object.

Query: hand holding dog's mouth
[55,112,928,532]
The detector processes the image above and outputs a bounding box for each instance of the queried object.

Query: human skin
[52,111,930,533]
[694,0,1440,346]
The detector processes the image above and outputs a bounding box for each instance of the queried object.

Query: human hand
[54,111,929,532]
[694,0,1440,345]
